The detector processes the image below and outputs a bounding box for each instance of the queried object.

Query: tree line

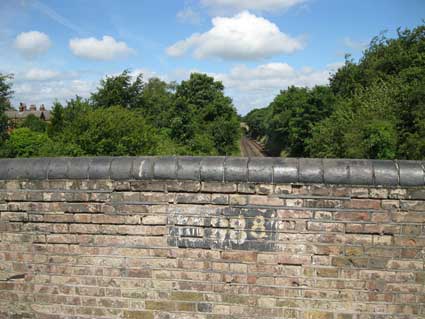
[244,24,425,160]
[0,72,241,157]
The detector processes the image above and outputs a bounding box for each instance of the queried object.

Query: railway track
[240,136,267,157]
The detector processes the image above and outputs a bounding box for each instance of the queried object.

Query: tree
[243,107,270,140]
[174,73,240,155]
[140,77,174,128]
[0,73,14,144]
[307,81,398,159]
[246,23,425,160]
[91,70,144,109]
[48,101,65,136]
[2,128,53,158]
[19,114,47,133]
[266,86,335,157]
[50,99,162,156]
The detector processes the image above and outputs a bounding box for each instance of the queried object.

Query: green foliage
[91,70,144,109]
[140,78,175,128]
[307,82,398,159]
[48,101,64,136]
[0,73,13,144]
[265,86,336,157]
[19,114,47,133]
[0,70,241,158]
[247,23,425,160]
[174,73,240,155]
[2,128,53,158]
[51,101,160,156]
[243,107,270,140]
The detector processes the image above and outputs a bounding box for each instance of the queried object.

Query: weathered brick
[122,311,154,319]
[249,195,283,206]
[400,200,425,211]
[130,181,167,192]
[145,301,176,311]
[1,175,424,319]
[305,311,333,319]
[175,193,211,204]
[278,255,311,266]
[167,181,201,192]
[347,199,381,210]
[316,268,339,278]
[335,211,369,221]
[142,215,167,225]
[393,211,425,223]
[278,209,313,219]
[222,251,257,263]
[171,291,204,301]
[255,184,274,195]
[237,183,256,194]
[202,182,237,193]
[229,194,248,205]
[69,224,100,234]
[307,222,344,232]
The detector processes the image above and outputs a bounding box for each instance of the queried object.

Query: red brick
[222,251,257,263]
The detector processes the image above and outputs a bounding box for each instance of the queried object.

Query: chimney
[29,104,36,112]
[39,104,46,112]
[19,102,24,112]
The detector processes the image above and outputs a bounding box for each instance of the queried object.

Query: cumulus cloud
[217,62,330,91]
[211,62,338,114]
[326,61,345,72]
[344,37,368,51]
[202,0,305,13]
[12,79,96,107]
[14,31,51,58]
[21,68,80,82]
[69,35,134,61]
[167,11,304,60]
[177,7,202,25]
[24,68,60,81]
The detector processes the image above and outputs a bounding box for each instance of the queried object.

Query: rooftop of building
[5,103,51,121]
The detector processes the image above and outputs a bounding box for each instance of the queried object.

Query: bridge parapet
[0,157,424,318]
[1,156,424,186]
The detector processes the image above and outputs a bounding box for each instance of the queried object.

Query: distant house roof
[5,110,51,121]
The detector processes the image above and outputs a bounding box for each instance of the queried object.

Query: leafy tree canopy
[0,73,13,143]
[245,23,425,160]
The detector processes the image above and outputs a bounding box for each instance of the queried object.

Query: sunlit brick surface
[0,178,424,318]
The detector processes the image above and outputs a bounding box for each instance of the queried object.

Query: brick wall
[0,157,424,319]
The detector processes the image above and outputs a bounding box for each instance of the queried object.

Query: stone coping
[0,157,424,186]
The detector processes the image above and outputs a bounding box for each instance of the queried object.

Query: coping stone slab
[200,157,225,182]
[299,158,323,183]
[88,157,112,180]
[248,157,274,183]
[373,160,399,186]
[398,161,424,186]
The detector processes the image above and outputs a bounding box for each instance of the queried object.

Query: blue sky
[0,0,423,115]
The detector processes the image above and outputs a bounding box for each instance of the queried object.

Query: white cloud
[12,79,96,107]
[217,62,330,92]
[14,31,51,58]
[24,68,60,81]
[326,61,345,72]
[211,62,338,114]
[202,0,305,13]
[167,11,304,60]
[69,35,134,61]
[21,68,80,82]
[177,7,201,25]
[344,37,368,51]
